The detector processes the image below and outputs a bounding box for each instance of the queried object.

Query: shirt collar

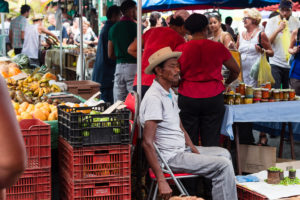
[152,80,174,97]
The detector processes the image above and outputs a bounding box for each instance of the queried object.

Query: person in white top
[265,0,300,89]
[22,14,58,66]
[237,8,273,87]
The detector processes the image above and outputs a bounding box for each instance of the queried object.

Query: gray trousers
[167,146,237,200]
[113,63,137,102]
[290,78,300,95]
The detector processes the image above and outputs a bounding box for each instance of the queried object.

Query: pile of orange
[12,101,58,121]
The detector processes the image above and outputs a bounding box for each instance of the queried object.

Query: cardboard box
[240,144,300,173]
[275,158,300,171]
[240,144,277,173]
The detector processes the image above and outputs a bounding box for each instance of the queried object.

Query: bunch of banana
[51,84,61,93]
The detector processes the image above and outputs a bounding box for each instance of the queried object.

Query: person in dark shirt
[92,6,121,103]
[225,16,235,40]
[47,13,68,45]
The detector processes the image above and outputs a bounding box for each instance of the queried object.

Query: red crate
[58,137,130,180]
[237,185,267,200]
[6,168,51,200]
[20,119,51,169]
[61,176,131,200]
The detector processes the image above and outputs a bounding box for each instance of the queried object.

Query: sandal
[257,133,268,146]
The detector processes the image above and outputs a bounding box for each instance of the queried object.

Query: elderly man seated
[140,47,238,200]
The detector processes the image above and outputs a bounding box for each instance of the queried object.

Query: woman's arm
[288,29,300,55]
[0,76,26,188]
[223,32,236,50]
[223,56,240,85]
[256,32,274,57]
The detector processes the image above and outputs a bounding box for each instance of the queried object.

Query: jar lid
[262,88,269,91]
[273,89,279,93]
[254,88,261,91]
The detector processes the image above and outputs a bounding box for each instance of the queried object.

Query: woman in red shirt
[128,11,189,98]
[176,13,240,146]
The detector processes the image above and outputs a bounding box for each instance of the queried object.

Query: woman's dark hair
[207,12,222,22]
[21,5,31,15]
[120,0,136,15]
[149,11,161,27]
[169,15,184,27]
[185,13,208,35]
[106,5,121,20]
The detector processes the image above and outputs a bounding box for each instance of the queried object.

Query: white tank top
[22,24,39,59]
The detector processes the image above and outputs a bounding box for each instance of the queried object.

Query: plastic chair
[124,91,139,157]
[147,143,200,200]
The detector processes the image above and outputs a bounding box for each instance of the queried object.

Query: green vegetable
[280,177,300,186]
[268,167,282,172]
[289,168,296,172]
[82,130,90,137]
[12,53,29,68]
[113,128,121,134]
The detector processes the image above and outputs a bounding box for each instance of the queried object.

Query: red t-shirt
[176,39,232,98]
[133,27,185,86]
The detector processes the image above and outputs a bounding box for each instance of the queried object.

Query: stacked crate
[58,104,131,199]
[6,119,51,199]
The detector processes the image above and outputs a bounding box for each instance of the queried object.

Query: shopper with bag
[237,8,273,87]
[288,28,300,95]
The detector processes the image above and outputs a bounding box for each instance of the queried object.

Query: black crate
[58,104,130,147]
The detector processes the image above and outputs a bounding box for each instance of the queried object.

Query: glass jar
[265,82,272,90]
[262,88,270,99]
[253,99,261,103]
[245,86,254,98]
[273,89,280,100]
[289,89,296,100]
[235,93,241,105]
[279,90,284,100]
[283,89,289,101]
[235,86,240,94]
[244,98,253,104]
[227,94,235,105]
[239,83,246,95]
[253,88,262,99]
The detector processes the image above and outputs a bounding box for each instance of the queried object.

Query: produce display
[266,167,299,186]
[225,82,297,105]
[7,72,61,104]
[12,101,58,121]
[0,60,22,78]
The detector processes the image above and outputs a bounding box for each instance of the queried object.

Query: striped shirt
[9,15,27,48]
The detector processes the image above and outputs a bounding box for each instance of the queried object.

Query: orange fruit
[48,112,57,121]
[33,110,47,121]
[16,115,22,122]
[26,104,35,113]
[21,112,33,120]
[35,102,44,109]
[73,104,80,108]
[20,102,29,110]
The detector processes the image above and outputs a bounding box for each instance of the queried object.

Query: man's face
[132,6,137,20]
[279,8,292,20]
[157,58,180,83]
[48,15,56,26]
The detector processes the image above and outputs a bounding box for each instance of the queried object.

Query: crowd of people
[7,3,98,66]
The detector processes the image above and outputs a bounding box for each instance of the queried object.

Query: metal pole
[98,0,103,34]
[59,2,63,78]
[136,0,142,199]
[1,13,5,56]
[79,0,84,80]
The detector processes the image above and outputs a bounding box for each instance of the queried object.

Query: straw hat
[145,47,182,75]
[32,13,44,21]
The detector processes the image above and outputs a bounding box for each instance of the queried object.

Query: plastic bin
[237,185,267,200]
[6,168,51,200]
[58,137,130,181]
[60,176,131,200]
[20,119,51,169]
[58,104,130,147]
[64,80,100,100]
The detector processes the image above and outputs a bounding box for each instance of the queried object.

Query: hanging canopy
[258,1,300,11]
[142,0,282,12]
[0,0,9,13]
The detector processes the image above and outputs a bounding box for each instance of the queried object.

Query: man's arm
[268,20,286,44]
[142,120,172,200]
[40,26,59,42]
[180,121,200,154]
[108,40,116,60]
[21,31,25,40]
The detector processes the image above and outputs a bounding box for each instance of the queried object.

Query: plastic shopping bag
[258,52,275,86]
[250,57,260,80]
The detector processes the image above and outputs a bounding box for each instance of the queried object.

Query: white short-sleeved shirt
[265,15,300,68]
[139,80,186,162]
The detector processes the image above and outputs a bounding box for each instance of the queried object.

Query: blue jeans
[113,63,137,102]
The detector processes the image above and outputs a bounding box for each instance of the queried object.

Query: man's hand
[158,179,172,200]
[292,46,300,55]
[278,20,286,33]
[191,145,200,154]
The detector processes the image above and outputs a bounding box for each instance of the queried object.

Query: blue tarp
[142,0,281,11]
